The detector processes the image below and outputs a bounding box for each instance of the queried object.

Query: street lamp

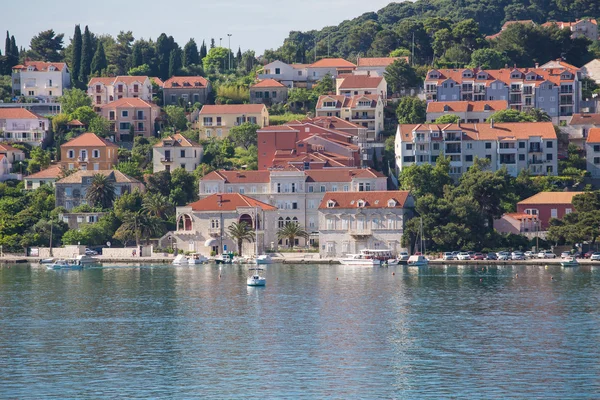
[227,33,232,70]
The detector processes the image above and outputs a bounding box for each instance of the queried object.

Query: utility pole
[227,33,232,70]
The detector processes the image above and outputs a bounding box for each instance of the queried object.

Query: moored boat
[247,267,266,286]
[561,257,579,267]
[407,255,428,267]
[255,254,272,265]
[339,254,380,266]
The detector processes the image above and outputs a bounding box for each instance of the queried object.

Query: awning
[204,238,219,247]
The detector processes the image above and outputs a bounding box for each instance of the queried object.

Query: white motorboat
[561,257,579,267]
[172,254,188,265]
[72,255,99,266]
[188,253,208,264]
[407,255,428,267]
[385,259,400,266]
[255,254,272,265]
[46,259,82,270]
[40,258,56,264]
[247,268,266,286]
[339,254,380,266]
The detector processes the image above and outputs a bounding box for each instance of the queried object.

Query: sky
[5,0,394,55]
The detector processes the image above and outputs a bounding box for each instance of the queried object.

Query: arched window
[278,217,284,228]
[239,213,253,228]
[292,216,298,226]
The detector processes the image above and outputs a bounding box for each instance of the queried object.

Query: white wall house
[12,61,70,101]
[257,60,308,88]
[88,76,153,108]
[153,134,203,173]
[0,108,50,146]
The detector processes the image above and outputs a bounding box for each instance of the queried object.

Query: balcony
[352,115,375,120]
[208,227,221,237]
[350,229,372,237]
[77,157,89,163]
[510,87,522,93]
[445,148,461,154]
[529,159,543,164]
[560,100,574,106]
[529,145,542,153]
[497,147,517,154]
[560,89,574,94]
[133,115,146,120]
[160,157,173,163]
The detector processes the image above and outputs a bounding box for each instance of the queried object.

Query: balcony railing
[529,146,542,153]
[160,157,172,163]
[133,115,146,120]
[529,159,543,164]
[77,157,89,162]
[353,115,375,120]
[349,229,372,236]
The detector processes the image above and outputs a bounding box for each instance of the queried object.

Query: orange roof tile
[357,57,408,67]
[188,193,276,211]
[586,127,600,143]
[310,58,356,68]
[113,76,149,85]
[153,133,200,148]
[61,132,118,148]
[425,67,577,87]
[202,170,271,183]
[163,76,209,89]
[257,125,299,132]
[571,114,600,126]
[88,77,115,86]
[338,75,383,89]
[0,144,24,153]
[200,104,266,115]
[67,119,85,126]
[13,61,67,71]
[0,108,45,119]
[56,170,141,184]
[305,168,384,183]
[319,191,411,209]
[25,165,62,179]
[505,212,538,221]
[100,97,156,108]
[426,100,508,113]
[251,79,286,88]
[151,77,164,87]
[518,192,585,205]
[398,122,557,142]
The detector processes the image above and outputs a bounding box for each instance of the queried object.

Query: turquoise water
[1,263,600,399]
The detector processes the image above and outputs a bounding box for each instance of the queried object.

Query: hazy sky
[5,0,394,55]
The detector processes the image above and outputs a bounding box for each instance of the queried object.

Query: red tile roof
[305,168,384,182]
[257,125,299,132]
[425,67,577,87]
[319,191,411,209]
[426,100,508,113]
[13,61,67,71]
[199,104,266,114]
[397,122,557,142]
[163,76,209,89]
[202,170,271,183]
[61,132,118,148]
[88,77,115,86]
[338,75,384,89]
[56,170,141,184]
[88,76,149,86]
[154,133,200,148]
[100,97,156,108]
[68,119,85,126]
[0,108,44,119]
[518,192,584,205]
[306,116,362,130]
[357,57,408,67]
[151,77,164,87]
[316,94,380,109]
[310,58,356,68]
[25,165,62,179]
[0,144,24,153]
[505,212,538,221]
[570,114,600,126]
[188,193,276,211]
[251,79,286,88]
[587,128,600,143]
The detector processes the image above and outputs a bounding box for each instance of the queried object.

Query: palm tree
[142,192,174,220]
[277,222,309,250]
[227,221,255,256]
[526,108,551,122]
[114,211,165,246]
[85,173,115,209]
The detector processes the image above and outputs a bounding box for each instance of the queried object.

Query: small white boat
[72,255,98,265]
[561,257,579,267]
[385,259,400,266]
[255,254,272,265]
[46,259,82,270]
[172,254,188,265]
[247,268,266,286]
[40,258,56,264]
[339,254,380,266]
[407,255,428,267]
[188,253,208,264]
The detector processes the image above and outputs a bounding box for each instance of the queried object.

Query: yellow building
[197,104,269,140]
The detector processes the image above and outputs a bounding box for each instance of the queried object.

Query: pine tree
[168,48,182,78]
[79,26,92,83]
[71,25,82,84]
[200,40,207,60]
[210,38,215,49]
[91,41,107,75]
[131,44,142,67]
[183,38,199,67]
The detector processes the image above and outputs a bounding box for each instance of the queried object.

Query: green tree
[88,116,111,137]
[59,88,92,115]
[114,161,143,181]
[369,30,399,57]
[396,97,426,124]
[164,105,188,131]
[470,48,509,69]
[384,59,419,93]
[203,47,230,73]
[79,26,93,83]
[200,40,207,60]
[70,106,97,125]
[486,109,535,123]
[90,40,107,75]
[146,170,172,197]
[114,210,164,246]
[229,122,259,150]
[26,147,51,174]
[434,114,460,124]
[227,221,255,256]
[170,168,197,206]
[71,25,82,85]
[168,47,182,78]
[142,192,174,220]
[398,156,451,198]
[525,108,551,122]
[128,64,151,76]
[277,222,309,250]
[28,29,64,62]
[85,174,116,209]
[183,38,199,67]
[312,73,335,95]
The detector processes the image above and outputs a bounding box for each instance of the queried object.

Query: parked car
[472,252,485,260]
[590,252,600,261]
[511,251,525,260]
[497,252,510,260]
[451,251,460,257]
[561,251,571,259]
[397,252,410,261]
[467,251,476,257]
[524,251,534,259]
[538,251,556,259]
[584,250,595,258]
[443,252,456,260]
[85,248,98,256]
[486,253,498,260]
[457,252,471,260]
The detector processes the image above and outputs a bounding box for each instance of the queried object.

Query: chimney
[490,118,494,128]
[457,119,461,127]
[217,194,222,207]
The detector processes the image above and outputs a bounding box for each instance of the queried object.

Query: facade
[55,170,144,211]
[257,58,356,88]
[0,144,25,181]
[542,19,598,41]
[517,191,584,230]
[0,108,50,146]
[315,94,385,139]
[581,59,600,84]
[100,97,161,141]
[250,79,288,104]
[60,132,119,170]
[24,165,62,190]
[318,191,413,257]
[198,104,268,140]
[564,113,600,148]
[11,61,70,101]
[335,75,387,100]
[307,58,356,84]
[60,212,108,230]
[585,127,600,177]
[165,193,277,256]
[88,76,152,108]
[0,154,18,181]
[395,122,559,178]
[426,100,508,123]
[162,76,210,106]
[494,213,539,235]
[153,133,203,173]
[199,167,387,245]
[424,67,582,122]
[356,57,408,77]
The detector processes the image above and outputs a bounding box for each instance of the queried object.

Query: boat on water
[46,259,83,270]
[339,253,380,266]
[247,267,266,286]
[255,254,272,265]
[40,258,56,264]
[407,255,429,267]
[561,257,579,267]
[188,253,208,264]
[214,252,235,264]
[73,255,99,265]
[172,254,188,265]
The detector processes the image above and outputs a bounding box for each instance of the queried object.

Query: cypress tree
[10,36,18,61]
[236,47,242,65]
[200,40,207,61]
[131,44,142,67]
[71,25,82,84]
[5,31,10,56]
[91,41,107,75]
[210,38,215,49]
[79,26,92,83]
[156,33,171,80]
[183,38,199,67]
[168,48,181,78]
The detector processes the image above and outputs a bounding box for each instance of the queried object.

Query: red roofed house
[426,100,508,123]
[24,165,62,190]
[493,213,539,236]
[0,108,50,146]
[100,97,161,141]
[315,94,384,139]
[152,133,203,173]
[0,143,25,181]
[163,193,278,256]
[257,60,310,88]
[60,132,119,170]
[356,57,409,77]
[542,19,598,41]
[162,76,211,106]
[318,191,414,256]
[11,61,70,101]
[199,167,387,247]
[335,74,387,100]
[307,58,356,85]
[516,191,584,230]
[564,113,600,149]
[250,79,288,104]
[88,76,152,108]
[585,127,600,177]
[198,104,269,140]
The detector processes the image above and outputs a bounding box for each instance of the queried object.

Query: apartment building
[199,167,387,246]
[198,104,268,140]
[335,75,387,100]
[257,58,356,88]
[152,133,203,173]
[100,97,161,141]
[250,79,288,104]
[315,94,384,140]
[0,143,24,181]
[11,61,70,100]
[0,108,50,146]
[356,57,409,77]
[162,76,210,106]
[564,113,600,148]
[88,76,152,108]
[424,67,582,122]
[542,19,598,41]
[585,128,600,178]
[60,132,118,170]
[426,100,508,123]
[318,191,413,257]
[395,121,558,178]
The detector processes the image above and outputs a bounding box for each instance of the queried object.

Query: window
[308,200,316,209]
[292,202,298,209]
[180,150,185,158]
[119,122,130,130]
[275,68,281,74]
[566,208,572,214]
[519,154,525,161]
[92,149,100,158]
[485,142,492,149]
[433,143,439,151]
[277,183,281,193]
[343,185,349,192]
[67,150,75,158]
[327,219,334,230]
[595,157,600,165]
[320,185,326,193]
[546,153,553,161]
[466,143,472,149]
[308,185,314,193]
[327,200,335,208]
[278,217,284,228]
[594,145,600,152]
[122,110,129,117]
[485,154,492,160]
[519,142,525,149]
[239,187,245,194]
[551,209,558,218]
[547,166,553,174]
[405,143,413,150]
[206,129,212,137]
[211,219,220,229]
[331,185,338,192]
[466,155,473,162]
[546,141,553,148]
[403,156,415,162]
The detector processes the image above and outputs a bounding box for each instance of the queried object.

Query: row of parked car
[442,250,600,261]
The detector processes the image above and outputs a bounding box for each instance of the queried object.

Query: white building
[395,122,559,178]
[0,108,50,146]
[88,76,153,108]
[316,94,385,140]
[153,134,203,173]
[199,167,387,247]
[258,58,356,88]
[12,61,70,101]
[0,143,25,181]
[24,165,62,190]
[335,75,387,100]
[585,127,600,178]
[318,191,413,257]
